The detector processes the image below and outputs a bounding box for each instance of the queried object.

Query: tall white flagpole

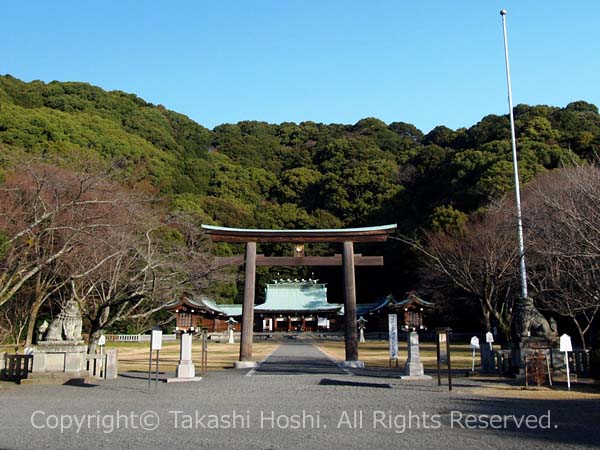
[500,9,528,299]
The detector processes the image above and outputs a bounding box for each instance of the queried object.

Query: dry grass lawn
[105,340,279,372]
[316,340,477,369]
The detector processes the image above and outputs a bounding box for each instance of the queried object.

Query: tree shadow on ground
[319,378,392,389]
[445,396,600,447]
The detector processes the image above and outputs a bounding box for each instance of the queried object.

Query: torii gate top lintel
[201,224,397,243]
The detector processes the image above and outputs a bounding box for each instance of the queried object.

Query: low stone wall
[86,349,118,380]
[1,354,33,381]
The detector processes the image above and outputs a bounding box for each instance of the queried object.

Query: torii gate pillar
[234,241,258,369]
[341,241,363,368]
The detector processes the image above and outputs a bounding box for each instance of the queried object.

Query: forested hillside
[1,74,599,307]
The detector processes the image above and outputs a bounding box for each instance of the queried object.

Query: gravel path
[0,342,598,450]
[250,342,347,376]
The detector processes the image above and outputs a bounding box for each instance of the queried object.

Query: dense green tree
[1,74,599,314]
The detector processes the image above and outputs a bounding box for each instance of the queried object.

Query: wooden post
[239,241,256,362]
[343,241,359,362]
[446,330,452,391]
[436,335,441,386]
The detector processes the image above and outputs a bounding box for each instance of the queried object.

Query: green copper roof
[257,281,342,313]
[164,296,243,316]
[201,298,243,316]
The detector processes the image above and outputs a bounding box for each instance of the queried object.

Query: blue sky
[2,1,599,133]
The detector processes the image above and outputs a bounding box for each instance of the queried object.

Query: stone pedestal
[26,341,88,384]
[359,328,365,343]
[403,332,430,379]
[228,328,235,344]
[340,360,365,369]
[512,337,571,381]
[233,361,257,369]
[168,333,201,383]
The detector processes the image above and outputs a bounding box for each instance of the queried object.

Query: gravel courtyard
[1,342,598,450]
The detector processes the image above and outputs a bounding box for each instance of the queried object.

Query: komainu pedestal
[512,337,571,381]
[512,297,565,380]
[25,300,88,384]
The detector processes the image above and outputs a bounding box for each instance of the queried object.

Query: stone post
[168,333,202,383]
[176,333,195,378]
[404,332,430,379]
[105,349,118,379]
[480,343,496,374]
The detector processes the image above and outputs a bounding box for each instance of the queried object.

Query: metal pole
[155,350,160,392]
[500,9,528,299]
[202,329,208,377]
[564,351,571,391]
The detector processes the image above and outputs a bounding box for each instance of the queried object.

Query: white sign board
[150,327,163,351]
[318,317,328,327]
[560,333,573,352]
[470,336,480,350]
[485,332,494,344]
[98,335,106,346]
[388,314,398,359]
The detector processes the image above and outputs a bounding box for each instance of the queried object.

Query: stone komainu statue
[42,299,83,342]
[514,297,558,341]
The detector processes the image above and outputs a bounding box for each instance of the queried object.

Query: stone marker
[403,331,430,379]
[480,343,496,374]
[105,349,118,379]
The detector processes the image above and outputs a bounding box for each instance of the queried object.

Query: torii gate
[202,224,397,369]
